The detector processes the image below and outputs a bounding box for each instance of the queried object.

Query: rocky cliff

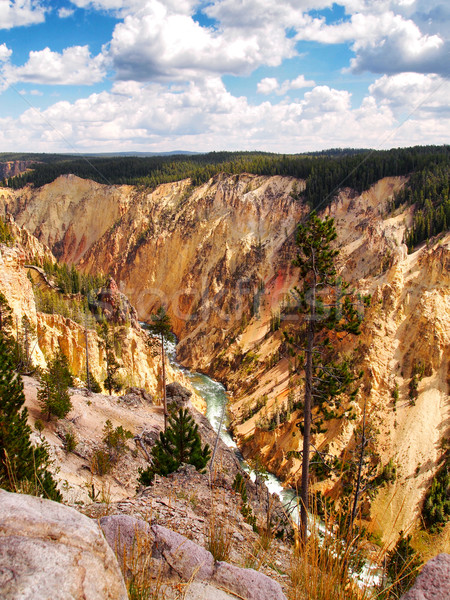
[0,173,304,367]
[0,221,204,412]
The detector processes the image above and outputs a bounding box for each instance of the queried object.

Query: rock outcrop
[0,490,127,600]
[401,554,450,600]
[100,515,287,600]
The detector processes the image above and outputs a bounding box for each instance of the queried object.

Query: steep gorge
[1,173,449,544]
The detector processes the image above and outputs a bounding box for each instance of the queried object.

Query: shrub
[0,336,61,500]
[64,429,77,453]
[138,408,210,486]
[382,533,422,599]
[38,351,73,421]
[421,459,450,532]
[91,449,112,476]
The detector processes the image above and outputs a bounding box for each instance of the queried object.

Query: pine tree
[382,533,422,599]
[285,212,365,541]
[0,292,15,359]
[147,306,174,431]
[138,408,211,485]
[99,323,123,395]
[0,292,13,338]
[0,336,61,500]
[38,351,73,421]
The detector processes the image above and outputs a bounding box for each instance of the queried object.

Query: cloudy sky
[0,0,448,153]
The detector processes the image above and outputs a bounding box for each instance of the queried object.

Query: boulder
[185,582,238,599]
[401,554,450,600]
[166,382,192,411]
[100,514,153,570]
[151,524,215,581]
[124,387,154,404]
[0,489,127,600]
[212,561,287,600]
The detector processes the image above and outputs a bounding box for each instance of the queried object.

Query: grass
[287,494,424,600]
[206,509,233,562]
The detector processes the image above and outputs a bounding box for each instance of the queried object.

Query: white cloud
[369,73,450,116]
[257,75,315,95]
[107,1,301,81]
[2,46,106,86]
[295,10,447,76]
[69,0,199,17]
[1,76,447,154]
[62,0,449,84]
[0,0,46,29]
[58,7,75,18]
[349,13,446,75]
[0,44,12,62]
[257,78,279,94]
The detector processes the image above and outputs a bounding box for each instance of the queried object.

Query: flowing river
[171,354,299,514]
[163,337,381,589]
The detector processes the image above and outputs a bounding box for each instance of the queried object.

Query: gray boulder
[0,489,127,600]
[212,561,287,600]
[100,514,153,572]
[401,553,450,600]
[151,523,215,581]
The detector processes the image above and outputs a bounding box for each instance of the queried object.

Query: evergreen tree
[285,212,364,541]
[382,533,422,599]
[38,351,73,421]
[99,323,123,395]
[0,336,61,500]
[147,306,174,431]
[0,292,15,358]
[104,348,122,395]
[138,408,211,485]
[85,369,102,393]
[0,216,14,245]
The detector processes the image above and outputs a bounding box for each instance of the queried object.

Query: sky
[0,0,448,154]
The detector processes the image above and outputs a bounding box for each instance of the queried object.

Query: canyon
[0,171,449,549]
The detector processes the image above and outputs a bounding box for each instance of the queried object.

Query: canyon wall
[1,173,449,543]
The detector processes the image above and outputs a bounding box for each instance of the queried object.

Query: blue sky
[0,0,448,153]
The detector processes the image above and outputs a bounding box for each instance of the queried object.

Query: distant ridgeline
[3,145,449,251]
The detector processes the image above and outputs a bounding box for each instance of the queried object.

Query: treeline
[5,146,448,210]
[393,163,450,251]
[0,152,78,163]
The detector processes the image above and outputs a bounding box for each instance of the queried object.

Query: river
[162,338,382,589]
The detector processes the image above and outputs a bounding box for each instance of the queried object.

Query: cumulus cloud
[257,75,315,95]
[69,0,199,17]
[107,0,301,81]
[0,0,46,29]
[0,44,12,62]
[296,9,448,76]
[349,13,447,75]
[1,75,447,153]
[58,7,75,18]
[2,46,106,86]
[369,73,450,116]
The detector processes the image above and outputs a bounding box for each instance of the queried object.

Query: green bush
[0,335,61,500]
[421,459,450,532]
[138,408,210,486]
[0,217,13,245]
[381,533,422,599]
[38,351,73,421]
